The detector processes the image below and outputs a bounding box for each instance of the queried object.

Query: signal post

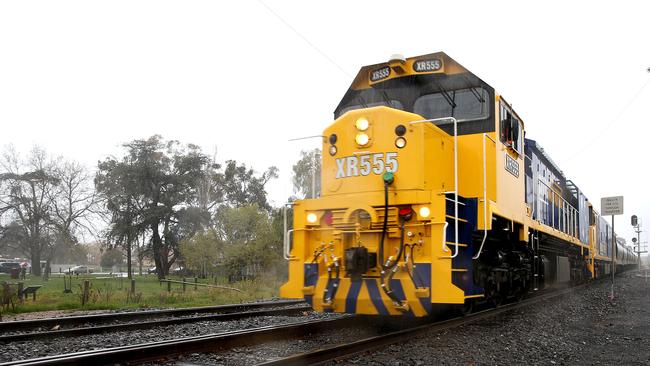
[631,215,647,272]
[601,196,623,299]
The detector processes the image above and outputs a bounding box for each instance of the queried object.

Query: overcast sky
[1,1,649,251]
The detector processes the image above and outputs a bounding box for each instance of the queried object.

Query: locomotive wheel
[461,299,475,315]
[490,294,503,308]
[513,286,525,302]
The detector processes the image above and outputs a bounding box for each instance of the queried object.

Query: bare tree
[0,146,59,275]
[48,161,101,271]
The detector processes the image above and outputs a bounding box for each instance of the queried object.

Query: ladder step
[445,197,466,206]
[445,215,468,223]
[451,268,468,272]
[445,242,468,247]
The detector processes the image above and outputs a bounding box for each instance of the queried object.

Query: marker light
[419,206,431,219]
[329,145,337,156]
[355,133,370,146]
[355,117,369,131]
[398,206,414,221]
[395,137,407,148]
[323,211,334,226]
[306,213,318,224]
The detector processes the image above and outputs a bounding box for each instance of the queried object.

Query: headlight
[306,213,318,224]
[355,133,370,146]
[329,145,337,156]
[355,117,369,131]
[419,206,430,219]
[395,137,407,148]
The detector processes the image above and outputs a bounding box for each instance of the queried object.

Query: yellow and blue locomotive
[280,52,636,316]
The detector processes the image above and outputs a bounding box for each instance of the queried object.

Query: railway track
[0,317,358,366]
[0,283,594,366]
[0,300,308,342]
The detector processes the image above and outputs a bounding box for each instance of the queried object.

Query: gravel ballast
[0,311,341,362]
[339,271,650,365]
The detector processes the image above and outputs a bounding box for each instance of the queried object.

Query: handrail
[410,117,460,259]
[474,133,496,260]
[284,229,295,260]
[440,221,451,253]
[283,203,295,260]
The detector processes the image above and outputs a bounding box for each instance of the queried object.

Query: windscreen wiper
[433,81,457,109]
[468,86,485,103]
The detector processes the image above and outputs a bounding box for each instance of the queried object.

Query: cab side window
[500,103,521,153]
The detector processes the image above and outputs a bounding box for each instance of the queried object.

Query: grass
[0,273,284,315]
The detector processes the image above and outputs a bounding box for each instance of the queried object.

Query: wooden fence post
[131,279,136,294]
[17,282,24,304]
[182,278,186,292]
[167,280,171,292]
[194,277,198,290]
[82,280,90,306]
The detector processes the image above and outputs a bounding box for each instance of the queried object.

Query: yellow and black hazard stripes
[306,263,432,317]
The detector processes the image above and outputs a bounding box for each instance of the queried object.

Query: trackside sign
[601,196,624,216]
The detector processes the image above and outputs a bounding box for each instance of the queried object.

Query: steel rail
[257,284,589,366]
[0,305,312,343]
[0,316,357,366]
[0,299,304,333]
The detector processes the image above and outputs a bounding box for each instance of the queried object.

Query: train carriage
[280,52,636,316]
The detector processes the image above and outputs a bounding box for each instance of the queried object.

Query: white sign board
[601,196,624,216]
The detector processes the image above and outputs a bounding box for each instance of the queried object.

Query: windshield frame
[334,73,495,136]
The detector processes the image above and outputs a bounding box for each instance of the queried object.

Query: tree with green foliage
[179,230,222,278]
[214,205,282,281]
[214,160,278,211]
[292,148,321,199]
[95,135,210,279]
[100,248,124,269]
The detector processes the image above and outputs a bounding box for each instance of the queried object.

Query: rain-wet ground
[338,271,650,365]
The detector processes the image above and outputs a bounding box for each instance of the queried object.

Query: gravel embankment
[339,271,650,365]
[0,311,341,362]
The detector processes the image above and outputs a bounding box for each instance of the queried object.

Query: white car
[66,265,93,275]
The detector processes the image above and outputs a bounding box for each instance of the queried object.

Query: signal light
[419,206,430,219]
[355,117,369,131]
[395,125,406,136]
[329,134,337,144]
[355,133,370,146]
[395,137,407,148]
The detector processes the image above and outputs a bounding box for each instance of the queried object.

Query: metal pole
[611,215,615,299]
[311,152,316,199]
[637,226,642,272]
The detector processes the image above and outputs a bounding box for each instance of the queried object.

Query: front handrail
[284,229,295,260]
[283,203,296,260]
[474,133,496,260]
[410,117,461,259]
